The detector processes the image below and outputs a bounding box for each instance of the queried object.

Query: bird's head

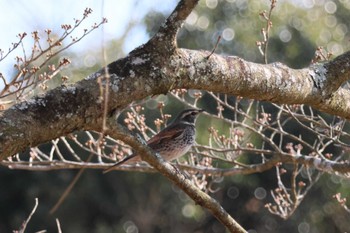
[175,108,204,124]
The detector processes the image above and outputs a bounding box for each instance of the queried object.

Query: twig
[334,193,350,214]
[257,0,276,64]
[17,198,39,233]
[0,8,107,105]
[206,35,222,59]
[49,154,93,214]
[0,32,27,62]
[56,218,63,233]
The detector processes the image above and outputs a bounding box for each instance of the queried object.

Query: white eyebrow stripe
[182,111,199,117]
[181,121,195,126]
[182,112,193,117]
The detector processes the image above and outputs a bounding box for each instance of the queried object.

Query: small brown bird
[103,108,203,173]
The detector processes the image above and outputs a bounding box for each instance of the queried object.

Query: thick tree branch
[151,0,199,49]
[323,51,350,97]
[0,0,350,164]
[1,49,350,160]
[172,49,350,117]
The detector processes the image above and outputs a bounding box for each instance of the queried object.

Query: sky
[0,0,176,78]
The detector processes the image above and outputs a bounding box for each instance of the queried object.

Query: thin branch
[0,9,107,105]
[49,154,93,214]
[0,32,27,62]
[206,35,222,59]
[17,198,39,233]
[56,218,63,233]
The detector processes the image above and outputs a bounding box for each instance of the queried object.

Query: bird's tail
[103,154,137,174]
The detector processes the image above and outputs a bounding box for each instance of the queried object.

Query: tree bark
[1,0,349,160]
[1,45,349,160]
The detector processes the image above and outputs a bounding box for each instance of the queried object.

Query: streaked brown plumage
[103,108,203,173]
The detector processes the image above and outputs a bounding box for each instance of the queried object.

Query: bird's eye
[191,112,197,115]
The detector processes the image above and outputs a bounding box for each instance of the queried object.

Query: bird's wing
[147,123,186,147]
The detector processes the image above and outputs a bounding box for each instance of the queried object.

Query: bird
[103,108,203,173]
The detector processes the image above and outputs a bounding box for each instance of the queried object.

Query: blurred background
[1,0,350,232]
